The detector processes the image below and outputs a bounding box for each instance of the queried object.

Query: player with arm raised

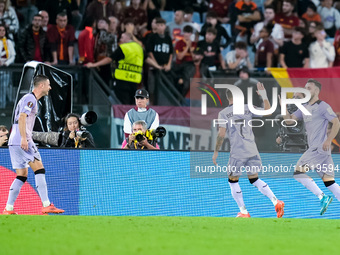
[3,75,64,215]
[282,79,340,215]
[213,82,285,218]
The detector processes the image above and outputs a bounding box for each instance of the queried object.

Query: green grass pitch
[1,215,340,255]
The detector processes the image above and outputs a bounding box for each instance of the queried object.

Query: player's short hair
[0,125,8,132]
[307,79,322,91]
[206,27,217,35]
[226,89,233,100]
[183,25,193,33]
[33,74,49,87]
[133,120,147,131]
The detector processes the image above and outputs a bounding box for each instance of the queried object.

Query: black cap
[237,66,250,76]
[193,47,204,55]
[135,89,149,98]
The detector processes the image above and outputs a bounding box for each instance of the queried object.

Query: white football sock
[6,178,25,209]
[326,183,340,201]
[252,178,278,206]
[35,173,50,206]
[229,181,246,212]
[294,173,324,199]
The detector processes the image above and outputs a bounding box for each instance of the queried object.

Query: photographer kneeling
[124,120,159,150]
[61,113,95,148]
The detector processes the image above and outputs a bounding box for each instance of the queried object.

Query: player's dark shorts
[9,141,41,169]
[296,145,334,178]
[227,154,262,177]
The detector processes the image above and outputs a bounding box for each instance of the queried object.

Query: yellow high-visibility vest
[114,42,144,83]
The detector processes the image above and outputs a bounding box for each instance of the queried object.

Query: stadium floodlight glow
[201,84,312,116]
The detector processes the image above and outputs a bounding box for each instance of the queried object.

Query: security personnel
[86,32,144,104]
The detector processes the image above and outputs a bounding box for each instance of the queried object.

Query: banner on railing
[268,67,340,112]
[112,105,223,150]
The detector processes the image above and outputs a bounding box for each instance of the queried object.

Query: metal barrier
[153,70,185,106]
[151,68,272,106]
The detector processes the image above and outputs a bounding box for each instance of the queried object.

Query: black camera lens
[154,126,166,138]
[135,134,144,142]
[76,130,86,138]
[287,104,298,114]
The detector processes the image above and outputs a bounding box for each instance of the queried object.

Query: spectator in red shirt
[120,0,148,37]
[255,24,275,68]
[47,12,76,65]
[175,25,197,65]
[208,0,232,24]
[43,0,78,27]
[38,10,51,32]
[274,0,299,39]
[78,16,95,65]
[18,14,50,63]
[302,2,321,23]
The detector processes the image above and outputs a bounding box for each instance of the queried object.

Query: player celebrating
[213,82,285,218]
[282,79,340,215]
[3,75,64,215]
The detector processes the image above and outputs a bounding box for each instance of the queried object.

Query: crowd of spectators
[1,0,340,107]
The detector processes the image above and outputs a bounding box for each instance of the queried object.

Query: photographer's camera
[133,126,167,143]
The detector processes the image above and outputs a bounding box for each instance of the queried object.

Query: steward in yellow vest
[114,41,144,83]
[85,32,144,104]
